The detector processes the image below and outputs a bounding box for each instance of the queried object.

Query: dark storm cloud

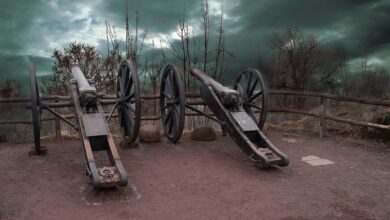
[0,0,103,80]
[0,0,389,89]
[0,54,52,94]
[231,0,377,29]
[221,0,390,73]
[339,3,390,57]
[0,0,47,54]
[99,0,201,34]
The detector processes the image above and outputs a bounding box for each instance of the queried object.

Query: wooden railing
[1,90,389,139]
[268,90,390,137]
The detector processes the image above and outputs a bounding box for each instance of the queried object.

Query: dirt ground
[0,131,389,220]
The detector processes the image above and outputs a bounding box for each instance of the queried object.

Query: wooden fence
[0,90,389,139]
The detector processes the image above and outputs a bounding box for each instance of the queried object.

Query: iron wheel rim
[29,64,41,153]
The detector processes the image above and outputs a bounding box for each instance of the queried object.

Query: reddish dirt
[0,131,389,220]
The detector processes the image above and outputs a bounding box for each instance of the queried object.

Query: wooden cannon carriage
[159,65,289,168]
[28,60,141,189]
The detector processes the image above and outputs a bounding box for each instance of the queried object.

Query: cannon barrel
[190,68,239,106]
[70,65,97,106]
[70,65,97,94]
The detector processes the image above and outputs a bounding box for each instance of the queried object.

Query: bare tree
[213,5,224,80]
[360,46,368,79]
[0,79,21,98]
[124,0,147,70]
[169,1,233,91]
[354,56,389,98]
[49,42,116,95]
[269,27,337,107]
[143,40,167,115]
[177,10,191,89]
[201,0,210,73]
[104,21,123,93]
[335,52,350,96]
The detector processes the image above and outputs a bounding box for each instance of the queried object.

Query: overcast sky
[0,0,389,87]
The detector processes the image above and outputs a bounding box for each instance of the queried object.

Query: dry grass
[268,102,390,143]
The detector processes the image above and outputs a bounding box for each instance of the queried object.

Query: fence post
[55,115,61,139]
[320,97,327,138]
[54,101,62,139]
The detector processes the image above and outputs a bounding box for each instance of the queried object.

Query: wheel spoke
[249,90,263,101]
[167,116,173,135]
[162,104,170,110]
[122,107,133,135]
[129,84,135,98]
[168,70,175,96]
[174,104,180,122]
[161,91,171,99]
[124,71,132,94]
[170,69,178,98]
[124,83,135,101]
[124,102,136,113]
[117,67,123,97]
[237,84,244,96]
[166,76,173,98]
[126,107,135,130]
[242,73,249,92]
[246,72,252,94]
[171,108,178,133]
[119,106,126,129]
[119,66,126,96]
[248,78,259,98]
[248,103,263,111]
[164,107,173,124]
[248,108,258,122]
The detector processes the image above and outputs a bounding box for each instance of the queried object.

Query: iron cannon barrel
[70,65,98,106]
[190,68,229,96]
[190,68,239,106]
[70,65,97,95]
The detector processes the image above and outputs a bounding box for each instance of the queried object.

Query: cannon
[28,60,141,189]
[160,65,289,168]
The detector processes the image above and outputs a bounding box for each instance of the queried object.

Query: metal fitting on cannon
[219,91,240,108]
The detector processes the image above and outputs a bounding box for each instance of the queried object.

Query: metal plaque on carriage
[231,112,259,131]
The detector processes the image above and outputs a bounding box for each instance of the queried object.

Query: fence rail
[1,90,389,139]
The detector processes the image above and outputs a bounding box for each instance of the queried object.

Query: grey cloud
[0,0,389,89]
[100,0,200,34]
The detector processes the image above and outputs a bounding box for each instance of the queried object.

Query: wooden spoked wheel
[160,65,185,143]
[116,60,141,143]
[233,68,269,129]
